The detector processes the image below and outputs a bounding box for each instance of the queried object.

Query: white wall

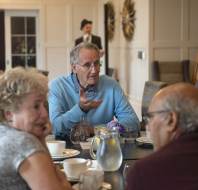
[0,0,102,80]
[150,0,198,76]
[43,0,102,80]
[107,0,150,119]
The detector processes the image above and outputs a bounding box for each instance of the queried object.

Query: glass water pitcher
[90,129,123,172]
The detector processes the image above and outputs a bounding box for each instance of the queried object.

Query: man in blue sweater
[48,42,140,141]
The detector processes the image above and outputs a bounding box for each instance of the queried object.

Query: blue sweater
[48,73,140,137]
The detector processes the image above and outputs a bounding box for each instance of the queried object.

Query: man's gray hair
[70,42,100,65]
[161,92,198,133]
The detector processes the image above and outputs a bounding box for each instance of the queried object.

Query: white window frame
[5,10,41,70]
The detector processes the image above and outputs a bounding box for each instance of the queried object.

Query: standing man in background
[75,19,104,56]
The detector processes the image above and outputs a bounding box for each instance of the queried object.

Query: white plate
[52,149,80,159]
[136,136,153,145]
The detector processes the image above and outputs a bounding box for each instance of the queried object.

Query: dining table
[53,137,153,190]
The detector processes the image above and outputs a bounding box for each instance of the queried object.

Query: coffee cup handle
[86,159,92,168]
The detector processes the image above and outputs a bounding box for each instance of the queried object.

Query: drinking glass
[70,116,94,144]
[123,162,135,184]
[122,127,139,143]
[79,170,104,190]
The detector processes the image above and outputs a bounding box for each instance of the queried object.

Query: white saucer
[72,182,111,190]
[88,160,103,171]
[52,149,80,159]
[68,176,80,182]
[136,136,153,145]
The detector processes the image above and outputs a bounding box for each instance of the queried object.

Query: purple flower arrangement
[107,120,126,134]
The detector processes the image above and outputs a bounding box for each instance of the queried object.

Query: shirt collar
[83,34,92,42]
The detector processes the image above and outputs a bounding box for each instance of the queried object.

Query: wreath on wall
[121,0,136,41]
[106,1,115,41]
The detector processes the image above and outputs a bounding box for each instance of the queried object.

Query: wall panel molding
[150,0,198,71]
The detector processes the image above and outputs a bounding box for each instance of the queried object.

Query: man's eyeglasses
[143,110,170,124]
[78,60,101,71]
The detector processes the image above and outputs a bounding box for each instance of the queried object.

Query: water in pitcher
[96,131,123,171]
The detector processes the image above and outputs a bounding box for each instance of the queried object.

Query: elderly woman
[0,67,72,190]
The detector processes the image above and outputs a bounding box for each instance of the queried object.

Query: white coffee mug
[63,158,91,179]
[46,140,65,156]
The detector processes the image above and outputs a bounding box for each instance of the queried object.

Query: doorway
[4,10,39,70]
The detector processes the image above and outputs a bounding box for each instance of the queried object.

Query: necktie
[85,36,89,42]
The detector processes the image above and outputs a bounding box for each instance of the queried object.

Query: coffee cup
[46,140,65,156]
[63,158,91,179]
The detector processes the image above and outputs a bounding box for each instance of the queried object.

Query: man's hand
[79,88,102,112]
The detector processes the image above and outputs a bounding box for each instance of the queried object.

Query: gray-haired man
[48,42,140,142]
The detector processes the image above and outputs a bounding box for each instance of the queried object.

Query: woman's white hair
[0,67,48,122]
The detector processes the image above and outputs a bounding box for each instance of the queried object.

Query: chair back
[152,60,191,84]
[108,67,119,81]
[141,81,168,129]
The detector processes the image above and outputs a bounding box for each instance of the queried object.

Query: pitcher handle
[89,136,97,159]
